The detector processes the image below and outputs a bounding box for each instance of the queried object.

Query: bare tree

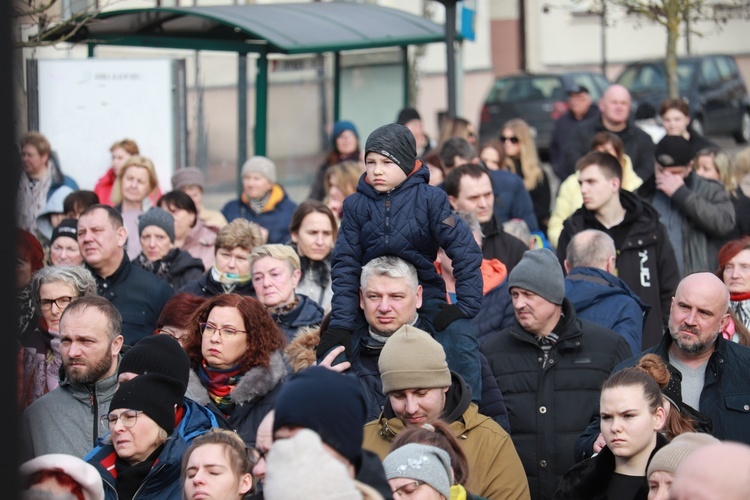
[13,0,101,49]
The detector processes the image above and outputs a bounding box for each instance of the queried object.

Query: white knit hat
[20,453,105,500]
[264,429,362,500]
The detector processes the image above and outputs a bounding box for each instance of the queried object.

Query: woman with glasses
[19,264,97,411]
[499,118,552,235]
[86,373,186,499]
[184,293,287,448]
[182,428,255,500]
[383,443,454,500]
[154,292,208,348]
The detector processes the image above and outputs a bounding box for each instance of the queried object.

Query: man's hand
[655,167,685,197]
[593,433,606,454]
[316,345,351,373]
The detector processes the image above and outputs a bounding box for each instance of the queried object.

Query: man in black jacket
[549,84,599,182]
[562,84,655,181]
[575,272,750,462]
[481,248,631,500]
[78,204,174,346]
[556,151,681,350]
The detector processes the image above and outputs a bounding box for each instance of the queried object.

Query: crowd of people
[15,85,750,500]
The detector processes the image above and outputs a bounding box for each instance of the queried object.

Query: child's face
[365,151,407,192]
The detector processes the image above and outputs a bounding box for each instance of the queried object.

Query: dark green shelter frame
[42,2,450,174]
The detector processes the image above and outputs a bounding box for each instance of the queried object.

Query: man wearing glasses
[20,295,124,461]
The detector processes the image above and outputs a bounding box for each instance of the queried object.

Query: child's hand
[434,303,466,331]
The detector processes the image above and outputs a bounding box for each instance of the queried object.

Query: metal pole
[237,53,247,197]
[255,51,268,157]
[600,2,607,76]
[444,1,457,119]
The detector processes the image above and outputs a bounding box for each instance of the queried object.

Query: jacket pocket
[724,394,750,414]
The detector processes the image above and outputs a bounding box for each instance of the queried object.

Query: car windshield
[617,61,695,93]
[487,76,565,102]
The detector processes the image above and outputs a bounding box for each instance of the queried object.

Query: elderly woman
[19,265,97,411]
[48,219,83,266]
[717,237,750,344]
[250,244,324,343]
[158,190,220,270]
[111,155,161,260]
[184,293,287,447]
[178,218,263,298]
[220,156,297,245]
[131,207,204,291]
[86,373,186,499]
[288,200,337,311]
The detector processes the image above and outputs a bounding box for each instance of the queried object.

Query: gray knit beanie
[364,123,417,177]
[383,443,452,498]
[138,207,175,243]
[646,432,720,478]
[241,156,277,183]
[378,325,451,394]
[508,248,565,305]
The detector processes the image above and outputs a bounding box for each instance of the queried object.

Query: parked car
[478,71,611,157]
[615,54,750,144]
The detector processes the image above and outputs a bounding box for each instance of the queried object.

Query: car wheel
[692,116,704,138]
[733,110,750,144]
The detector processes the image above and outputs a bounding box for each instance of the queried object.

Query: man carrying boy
[316,123,484,401]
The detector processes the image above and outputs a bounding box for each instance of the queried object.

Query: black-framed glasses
[500,136,519,144]
[39,296,75,311]
[199,322,247,340]
[392,480,426,497]
[101,410,144,429]
[246,447,267,466]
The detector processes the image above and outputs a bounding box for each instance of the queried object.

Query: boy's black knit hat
[364,123,417,176]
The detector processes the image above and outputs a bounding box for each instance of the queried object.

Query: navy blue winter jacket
[271,293,324,343]
[565,267,649,356]
[221,184,298,244]
[329,164,483,331]
[488,169,540,232]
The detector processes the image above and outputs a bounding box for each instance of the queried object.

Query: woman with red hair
[716,236,750,345]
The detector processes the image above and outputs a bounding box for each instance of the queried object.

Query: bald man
[562,84,655,180]
[671,441,750,499]
[575,272,750,461]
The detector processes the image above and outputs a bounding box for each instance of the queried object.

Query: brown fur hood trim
[284,325,321,373]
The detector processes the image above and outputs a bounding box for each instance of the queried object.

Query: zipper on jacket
[90,388,99,449]
[384,192,392,247]
[132,463,167,498]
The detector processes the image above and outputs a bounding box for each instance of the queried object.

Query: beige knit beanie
[647,432,720,478]
[378,324,451,394]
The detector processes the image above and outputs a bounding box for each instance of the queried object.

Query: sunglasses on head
[500,135,519,144]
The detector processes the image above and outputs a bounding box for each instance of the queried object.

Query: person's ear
[563,260,571,274]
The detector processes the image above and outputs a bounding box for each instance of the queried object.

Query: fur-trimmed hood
[284,325,321,373]
[186,350,287,406]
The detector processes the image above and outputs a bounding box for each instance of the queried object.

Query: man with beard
[20,295,124,461]
[575,272,750,462]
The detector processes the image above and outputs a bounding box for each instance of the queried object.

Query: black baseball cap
[566,84,589,95]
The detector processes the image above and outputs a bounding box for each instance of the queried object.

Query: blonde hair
[501,118,543,190]
[111,155,159,206]
[695,147,738,198]
[249,243,301,272]
[324,160,362,199]
[215,218,264,253]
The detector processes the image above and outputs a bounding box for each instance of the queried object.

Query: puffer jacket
[557,189,681,350]
[637,171,736,275]
[565,267,650,357]
[221,184,298,244]
[85,398,221,500]
[363,372,530,500]
[329,164,482,331]
[480,299,632,500]
[185,350,287,447]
